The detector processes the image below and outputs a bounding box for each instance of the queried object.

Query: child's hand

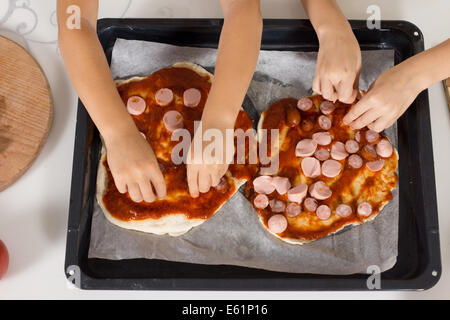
[313,27,361,104]
[343,63,421,132]
[186,122,234,198]
[104,129,166,203]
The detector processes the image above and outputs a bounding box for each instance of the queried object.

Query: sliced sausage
[163,110,184,132]
[287,184,308,203]
[301,119,314,131]
[297,97,313,111]
[309,181,332,200]
[336,204,352,217]
[365,129,380,144]
[295,139,318,157]
[271,176,291,195]
[269,199,286,213]
[268,214,288,233]
[314,148,330,161]
[301,157,321,178]
[183,88,201,107]
[376,139,393,158]
[366,159,385,172]
[331,142,349,160]
[319,101,335,115]
[316,205,331,220]
[253,176,275,194]
[318,115,332,130]
[254,194,269,209]
[361,144,378,161]
[354,131,361,142]
[345,139,359,153]
[321,159,342,178]
[127,96,146,115]
[312,132,332,146]
[286,203,301,217]
[357,202,373,217]
[304,197,318,212]
[286,105,301,127]
[348,154,363,169]
[155,88,174,106]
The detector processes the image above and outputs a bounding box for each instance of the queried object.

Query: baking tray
[65,19,441,290]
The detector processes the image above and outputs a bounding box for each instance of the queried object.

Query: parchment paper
[88,39,399,274]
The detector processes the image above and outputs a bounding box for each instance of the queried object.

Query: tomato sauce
[102,66,257,221]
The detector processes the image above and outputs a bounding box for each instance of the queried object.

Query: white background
[0,0,449,299]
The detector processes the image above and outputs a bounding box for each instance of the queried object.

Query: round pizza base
[254,102,399,245]
[96,62,246,236]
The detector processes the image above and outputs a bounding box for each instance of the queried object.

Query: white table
[0,0,449,299]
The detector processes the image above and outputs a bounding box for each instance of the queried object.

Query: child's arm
[57,0,166,202]
[187,0,262,197]
[302,0,361,103]
[343,39,450,132]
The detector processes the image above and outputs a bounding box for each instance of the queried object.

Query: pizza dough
[96,62,256,236]
[250,95,399,244]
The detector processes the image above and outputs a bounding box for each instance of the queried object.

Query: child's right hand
[104,129,166,203]
[313,23,361,104]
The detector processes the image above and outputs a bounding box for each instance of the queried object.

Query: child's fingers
[321,78,338,102]
[349,89,358,103]
[112,175,127,194]
[211,172,222,188]
[187,165,200,198]
[150,168,167,200]
[127,182,143,203]
[350,109,380,130]
[198,169,212,193]
[342,97,371,125]
[312,74,321,94]
[219,165,228,178]
[384,117,397,130]
[337,76,356,103]
[211,166,227,187]
[368,117,388,133]
[138,179,156,203]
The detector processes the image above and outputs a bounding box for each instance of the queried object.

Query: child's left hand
[343,62,422,132]
[313,27,361,104]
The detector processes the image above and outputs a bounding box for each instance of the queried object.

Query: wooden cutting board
[0,36,53,191]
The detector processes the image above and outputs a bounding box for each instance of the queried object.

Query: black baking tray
[65,19,441,290]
